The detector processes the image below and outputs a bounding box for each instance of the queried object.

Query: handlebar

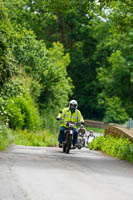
[57,118,84,126]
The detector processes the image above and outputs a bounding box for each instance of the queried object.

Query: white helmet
[69,100,78,108]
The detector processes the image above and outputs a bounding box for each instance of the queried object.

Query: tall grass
[42,111,60,134]
[13,129,58,147]
[86,127,104,133]
[0,125,13,150]
[0,125,58,151]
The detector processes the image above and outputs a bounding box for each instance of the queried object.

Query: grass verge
[0,125,14,150]
[0,125,58,150]
[13,129,58,147]
[86,127,104,133]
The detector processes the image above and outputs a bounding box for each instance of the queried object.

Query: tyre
[78,138,82,149]
[78,145,81,149]
[66,134,72,154]
[63,145,66,153]
[82,139,85,147]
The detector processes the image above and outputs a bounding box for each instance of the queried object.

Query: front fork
[63,129,74,145]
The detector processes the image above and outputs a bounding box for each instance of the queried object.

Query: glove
[56,118,60,121]
[66,121,69,126]
[81,121,85,125]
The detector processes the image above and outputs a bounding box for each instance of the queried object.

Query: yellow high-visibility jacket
[57,107,84,128]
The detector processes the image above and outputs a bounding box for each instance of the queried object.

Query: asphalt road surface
[0,144,133,200]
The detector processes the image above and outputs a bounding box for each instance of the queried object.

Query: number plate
[70,130,73,134]
[69,123,74,128]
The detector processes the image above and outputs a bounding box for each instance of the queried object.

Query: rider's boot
[58,143,62,148]
[72,143,78,149]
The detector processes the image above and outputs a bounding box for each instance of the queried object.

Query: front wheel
[78,138,82,149]
[78,145,82,149]
[66,134,72,154]
[63,145,66,153]
[82,138,85,147]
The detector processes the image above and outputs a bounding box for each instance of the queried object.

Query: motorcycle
[77,125,86,149]
[62,121,75,154]
[77,133,86,149]
[86,130,95,146]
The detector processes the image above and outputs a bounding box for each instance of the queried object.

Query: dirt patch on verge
[105,125,133,143]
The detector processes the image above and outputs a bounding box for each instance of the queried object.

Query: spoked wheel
[78,138,82,149]
[63,145,66,153]
[78,145,82,149]
[82,139,85,147]
[66,134,72,154]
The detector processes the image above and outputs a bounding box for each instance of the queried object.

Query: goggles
[70,104,76,107]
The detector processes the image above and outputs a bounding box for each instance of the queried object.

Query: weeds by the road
[13,129,58,147]
[0,125,58,150]
[89,135,133,163]
[0,125,13,150]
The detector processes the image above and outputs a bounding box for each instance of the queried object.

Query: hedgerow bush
[14,94,42,130]
[0,93,42,131]
[89,135,133,163]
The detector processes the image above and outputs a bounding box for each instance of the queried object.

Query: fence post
[126,118,133,129]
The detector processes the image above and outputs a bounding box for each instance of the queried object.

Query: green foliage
[99,96,129,123]
[94,2,133,122]
[4,0,102,120]
[11,29,73,112]
[89,135,105,150]
[97,30,133,121]
[4,98,25,129]
[42,110,60,134]
[0,124,13,150]
[0,78,25,98]
[2,0,133,128]
[102,0,133,33]
[0,1,17,90]
[13,129,58,147]
[89,135,133,163]
[0,94,42,130]
[39,42,73,110]
[14,94,42,130]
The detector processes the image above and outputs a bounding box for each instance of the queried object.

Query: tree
[11,29,73,112]
[4,0,103,119]
[95,0,133,122]
[0,0,17,92]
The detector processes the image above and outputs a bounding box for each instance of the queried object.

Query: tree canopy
[1,0,133,127]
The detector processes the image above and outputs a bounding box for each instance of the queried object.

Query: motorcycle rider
[56,100,84,148]
[86,130,95,145]
[77,124,86,148]
[78,124,86,137]
[88,130,95,137]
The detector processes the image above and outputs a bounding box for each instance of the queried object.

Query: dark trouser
[58,126,78,145]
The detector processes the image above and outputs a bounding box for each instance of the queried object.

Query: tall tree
[0,0,17,92]
[95,0,133,122]
[4,0,103,119]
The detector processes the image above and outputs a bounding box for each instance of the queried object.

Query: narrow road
[0,145,133,200]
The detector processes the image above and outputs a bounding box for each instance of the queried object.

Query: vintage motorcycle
[86,130,95,146]
[77,133,86,149]
[62,121,75,154]
[77,125,86,149]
